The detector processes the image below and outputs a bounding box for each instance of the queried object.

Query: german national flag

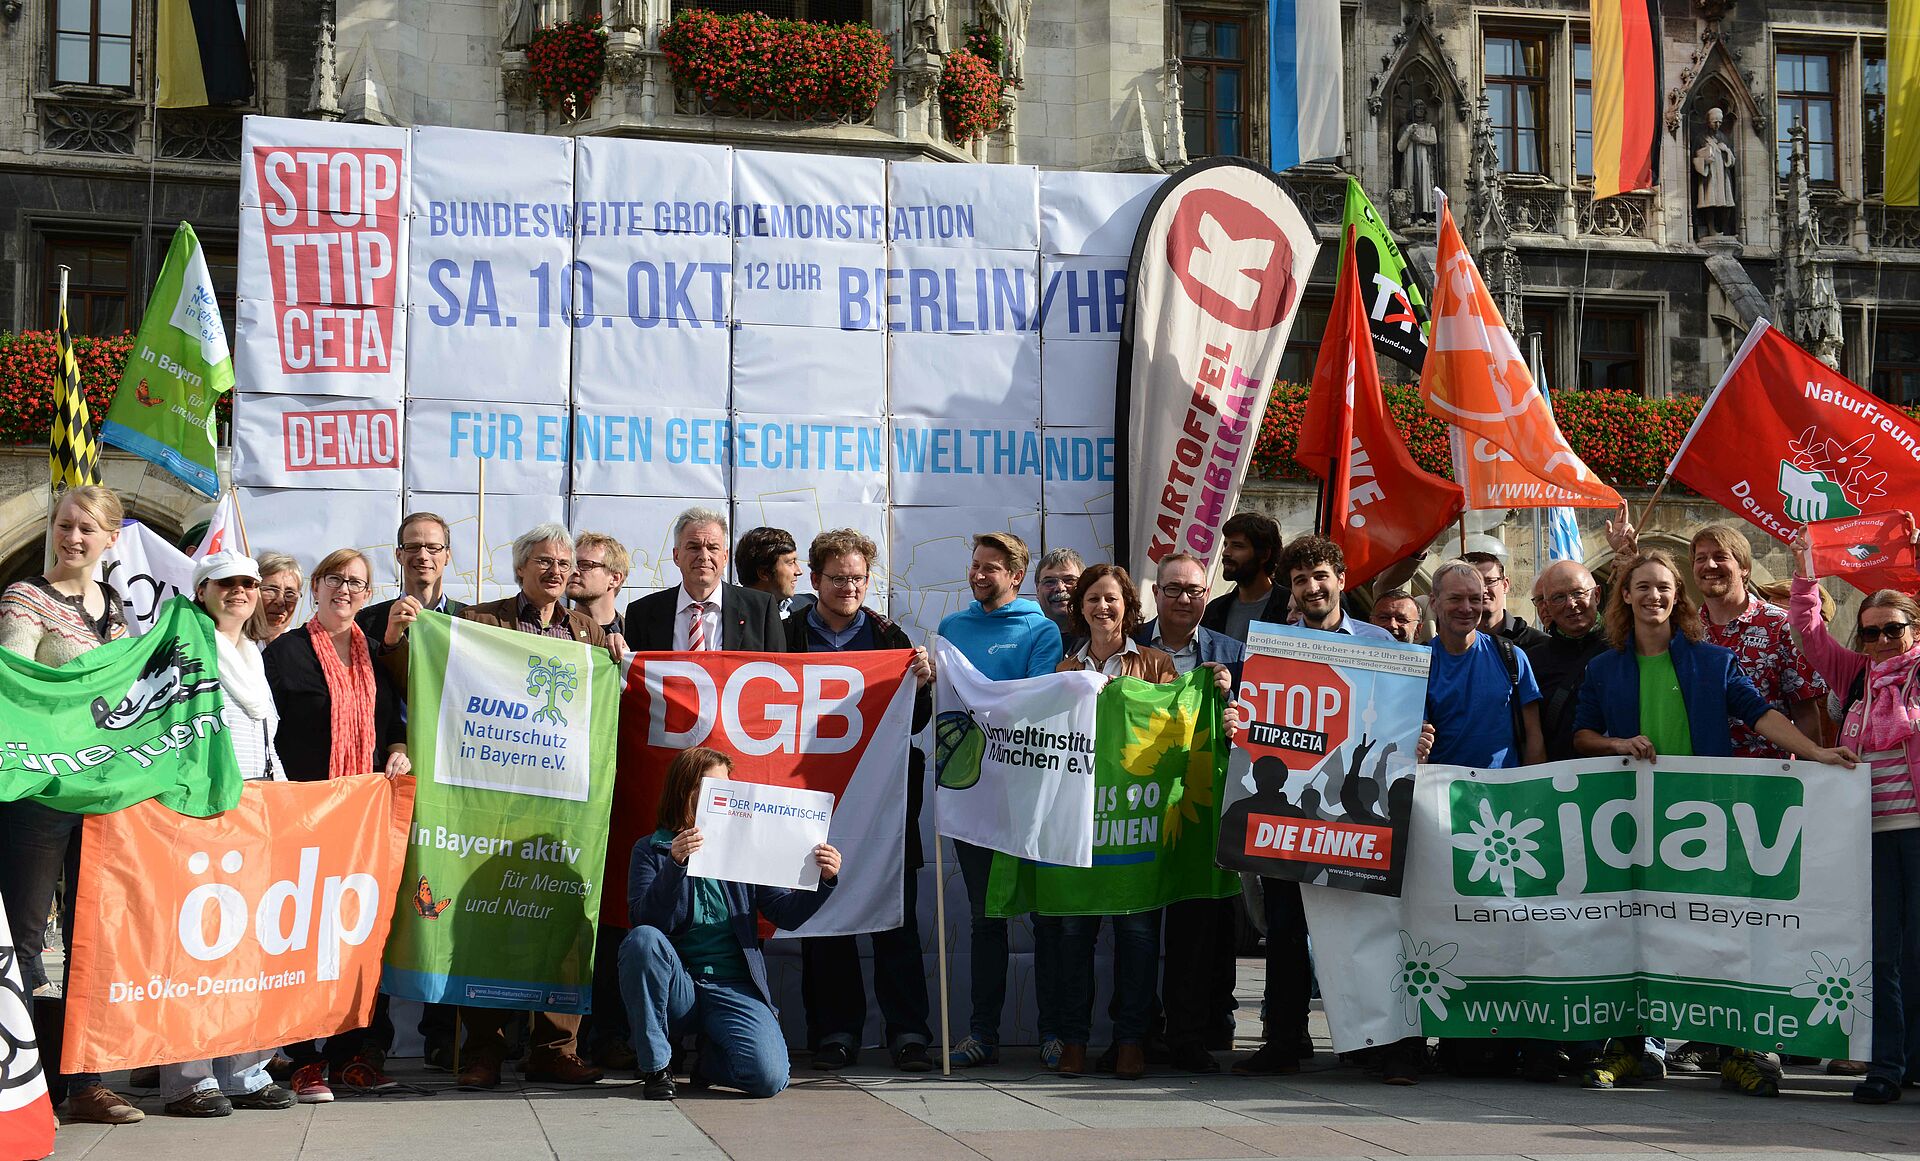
[158,0,252,108]
[1590,0,1661,199]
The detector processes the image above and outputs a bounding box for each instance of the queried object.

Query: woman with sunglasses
[262,547,409,1103]
[1789,528,1920,1104]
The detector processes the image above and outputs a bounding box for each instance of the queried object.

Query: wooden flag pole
[474,456,487,601]
[1635,474,1672,532]
[933,637,953,1078]
[1457,515,1467,556]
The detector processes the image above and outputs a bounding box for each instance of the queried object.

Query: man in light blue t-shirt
[1424,558,1545,770]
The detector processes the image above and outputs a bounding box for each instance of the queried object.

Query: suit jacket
[358,592,467,692]
[1572,632,1771,759]
[1135,619,1247,684]
[1201,587,1290,639]
[458,595,608,649]
[623,582,785,652]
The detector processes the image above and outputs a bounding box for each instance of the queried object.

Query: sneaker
[335,1056,400,1093]
[893,1042,934,1073]
[1232,1042,1301,1076]
[229,1083,295,1111]
[1039,1036,1065,1071]
[1720,1050,1781,1097]
[63,1084,144,1124]
[813,1042,855,1070]
[162,1089,232,1118]
[1582,1044,1643,1089]
[290,1063,334,1104]
[1666,1043,1718,1073]
[948,1036,998,1068]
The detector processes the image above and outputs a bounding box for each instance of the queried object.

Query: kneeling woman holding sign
[621,746,841,1101]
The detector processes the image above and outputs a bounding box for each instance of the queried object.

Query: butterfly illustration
[134,379,163,407]
[412,875,451,919]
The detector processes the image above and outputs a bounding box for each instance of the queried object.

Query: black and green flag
[1337,178,1429,372]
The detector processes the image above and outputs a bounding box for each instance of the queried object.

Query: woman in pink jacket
[1788,529,1920,1104]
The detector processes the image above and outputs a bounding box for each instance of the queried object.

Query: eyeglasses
[399,541,448,556]
[1158,584,1207,601]
[572,561,608,575]
[318,574,370,594]
[529,555,572,573]
[1860,622,1913,643]
[211,576,258,591]
[260,585,299,603]
[1537,587,1598,609]
[822,573,869,589]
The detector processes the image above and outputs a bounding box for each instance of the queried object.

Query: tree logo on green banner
[525,655,579,726]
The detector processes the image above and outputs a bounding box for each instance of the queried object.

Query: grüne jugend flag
[1336,178,1429,372]
[1889,0,1920,205]
[1589,0,1662,199]
[1267,0,1344,170]
[1421,197,1621,510]
[1296,227,1462,586]
[101,222,234,497]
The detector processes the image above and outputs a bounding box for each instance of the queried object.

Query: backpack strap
[1494,634,1525,754]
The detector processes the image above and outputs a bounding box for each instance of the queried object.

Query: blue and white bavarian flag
[1268,0,1345,170]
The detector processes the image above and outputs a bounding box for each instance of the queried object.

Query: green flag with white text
[100,222,233,497]
[383,611,618,1013]
[1338,178,1429,373]
[0,595,240,815]
[987,667,1239,917]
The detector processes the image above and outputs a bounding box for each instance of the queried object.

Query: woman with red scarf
[263,546,409,1104]
[1789,529,1920,1105]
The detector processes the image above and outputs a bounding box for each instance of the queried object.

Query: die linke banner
[607,650,917,937]
[61,775,413,1072]
[1217,623,1430,896]
[1302,757,1872,1062]
[1115,159,1319,579]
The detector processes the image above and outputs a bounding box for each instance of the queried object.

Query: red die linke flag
[1296,227,1463,586]
[1668,318,1920,594]
[1806,511,1920,595]
[606,650,917,937]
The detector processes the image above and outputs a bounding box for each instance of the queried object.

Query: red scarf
[307,618,378,778]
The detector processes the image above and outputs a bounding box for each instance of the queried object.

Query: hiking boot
[947,1036,998,1068]
[290,1063,333,1103]
[65,1084,144,1124]
[162,1089,232,1118]
[525,1052,603,1086]
[229,1083,295,1111]
[1582,1044,1643,1089]
[1232,1041,1301,1075]
[1720,1050,1782,1097]
[1114,1043,1147,1080]
[1666,1043,1718,1073]
[335,1056,400,1093]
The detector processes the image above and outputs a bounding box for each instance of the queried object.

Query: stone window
[1180,12,1251,160]
[1866,45,1886,199]
[670,0,867,21]
[39,235,133,335]
[1576,308,1644,393]
[1572,38,1592,182]
[1872,320,1920,404]
[1276,295,1331,384]
[1483,32,1547,174]
[1776,49,1838,184]
[51,0,134,88]
[200,239,239,347]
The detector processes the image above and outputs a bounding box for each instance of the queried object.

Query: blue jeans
[618,926,789,1098]
[1057,911,1162,1045]
[956,841,1062,1044]
[0,800,100,1092]
[1871,828,1920,1085]
[159,1052,274,1102]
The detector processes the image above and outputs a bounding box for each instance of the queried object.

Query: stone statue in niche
[502,0,537,49]
[906,0,948,60]
[1396,98,1440,222]
[980,0,1032,84]
[1693,106,1738,239]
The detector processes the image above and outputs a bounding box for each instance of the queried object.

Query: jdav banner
[0,596,239,815]
[610,649,917,938]
[1671,319,1920,593]
[1302,757,1872,1060]
[1218,623,1430,896]
[987,667,1239,917]
[383,612,618,1013]
[61,775,413,1072]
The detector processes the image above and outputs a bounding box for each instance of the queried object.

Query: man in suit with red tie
[624,508,786,653]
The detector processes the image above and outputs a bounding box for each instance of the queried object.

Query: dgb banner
[62,775,412,1072]
[1303,757,1873,1060]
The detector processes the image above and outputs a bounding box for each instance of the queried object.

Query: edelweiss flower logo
[1392,931,1464,1024]
[1790,951,1872,1036]
[1450,798,1547,896]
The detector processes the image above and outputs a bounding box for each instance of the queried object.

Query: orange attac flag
[1590,0,1661,199]
[1297,228,1464,586]
[1420,200,1622,510]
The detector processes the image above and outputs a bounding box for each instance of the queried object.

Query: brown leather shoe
[1057,1043,1087,1076]
[456,1058,502,1090]
[1115,1043,1147,1080]
[65,1083,145,1124]
[525,1051,604,1085]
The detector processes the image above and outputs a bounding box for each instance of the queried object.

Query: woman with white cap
[154,550,295,1117]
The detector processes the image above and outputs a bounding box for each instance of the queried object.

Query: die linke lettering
[1246,815,1393,869]
[283,408,400,471]
[252,147,404,375]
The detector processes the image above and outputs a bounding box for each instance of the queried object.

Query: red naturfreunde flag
[1670,319,1920,592]
[605,650,917,937]
[1116,159,1319,577]
[1295,228,1463,585]
[1805,511,1919,594]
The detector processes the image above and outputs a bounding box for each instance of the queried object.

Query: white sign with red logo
[611,650,918,936]
[231,391,403,488]
[688,776,835,892]
[1116,160,1319,579]
[237,118,410,397]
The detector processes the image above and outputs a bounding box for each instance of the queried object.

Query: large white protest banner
[97,520,193,636]
[1304,756,1873,1061]
[689,777,835,892]
[932,639,1100,866]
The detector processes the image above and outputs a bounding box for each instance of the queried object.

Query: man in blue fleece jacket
[936,531,1064,1068]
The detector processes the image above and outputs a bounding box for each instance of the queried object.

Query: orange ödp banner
[62,774,413,1072]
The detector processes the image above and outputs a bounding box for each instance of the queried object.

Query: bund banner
[384,613,619,1014]
[1218,622,1430,896]
[611,649,917,938]
[62,775,413,1072]
[1302,757,1872,1060]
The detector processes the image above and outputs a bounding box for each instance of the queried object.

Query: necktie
[687,601,708,652]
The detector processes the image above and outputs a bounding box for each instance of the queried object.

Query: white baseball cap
[192,551,262,591]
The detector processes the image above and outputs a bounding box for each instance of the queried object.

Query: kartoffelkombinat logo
[1447,767,1803,900]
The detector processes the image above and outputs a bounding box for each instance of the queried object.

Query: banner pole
[1635,475,1672,532]
[934,819,952,1078]
[231,489,253,558]
[1457,515,1467,556]
[474,456,487,601]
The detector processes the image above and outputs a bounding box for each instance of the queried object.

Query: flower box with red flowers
[660,9,892,123]
[939,48,1004,142]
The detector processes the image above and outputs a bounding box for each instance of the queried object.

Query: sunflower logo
[1450,798,1547,897]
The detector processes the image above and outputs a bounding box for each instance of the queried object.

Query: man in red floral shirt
[1689,525,1826,758]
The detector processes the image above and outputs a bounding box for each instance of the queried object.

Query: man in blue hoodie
[937,531,1065,1068]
